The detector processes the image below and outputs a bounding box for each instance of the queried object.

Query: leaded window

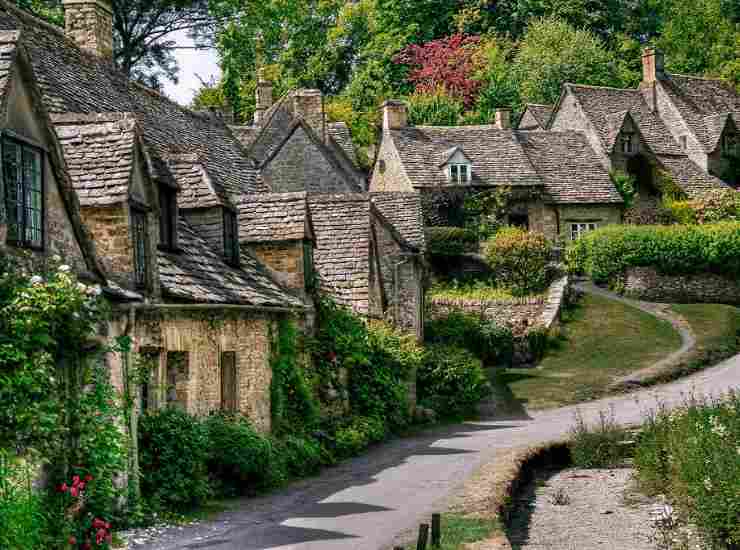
[159,186,177,249]
[449,163,470,184]
[131,206,148,289]
[620,132,637,154]
[223,209,239,266]
[3,137,43,249]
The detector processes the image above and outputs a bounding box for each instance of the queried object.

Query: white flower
[58,264,71,273]
[30,275,43,286]
[704,477,713,491]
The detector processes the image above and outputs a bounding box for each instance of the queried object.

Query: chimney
[292,89,326,142]
[494,108,511,130]
[641,47,665,84]
[382,100,407,131]
[62,0,113,59]
[253,68,273,125]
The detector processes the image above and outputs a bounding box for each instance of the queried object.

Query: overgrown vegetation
[427,280,525,302]
[425,311,513,366]
[662,188,740,225]
[566,222,740,283]
[484,227,553,296]
[569,408,632,469]
[425,226,479,256]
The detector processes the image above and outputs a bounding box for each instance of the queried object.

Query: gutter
[127,303,307,314]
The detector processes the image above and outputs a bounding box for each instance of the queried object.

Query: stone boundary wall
[623,267,740,305]
[428,276,570,336]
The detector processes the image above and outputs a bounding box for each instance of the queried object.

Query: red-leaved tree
[394,34,482,107]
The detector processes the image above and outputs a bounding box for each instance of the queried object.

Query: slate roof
[656,155,729,198]
[565,84,684,156]
[307,194,372,313]
[389,126,544,187]
[239,193,312,243]
[658,74,740,153]
[370,192,426,251]
[229,124,260,150]
[0,29,18,106]
[0,2,259,205]
[158,218,303,307]
[327,122,358,167]
[165,153,226,210]
[521,104,553,129]
[519,131,623,204]
[53,113,138,207]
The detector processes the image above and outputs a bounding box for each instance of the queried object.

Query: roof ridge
[566,82,639,92]
[413,124,501,130]
[668,72,728,82]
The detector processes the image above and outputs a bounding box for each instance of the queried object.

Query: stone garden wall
[623,267,740,305]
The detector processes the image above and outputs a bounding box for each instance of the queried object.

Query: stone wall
[248,241,307,292]
[623,267,740,305]
[80,205,134,288]
[62,0,114,59]
[370,132,415,193]
[133,309,277,433]
[557,204,622,242]
[428,295,546,336]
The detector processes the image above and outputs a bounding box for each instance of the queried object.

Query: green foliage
[484,227,552,296]
[418,345,490,417]
[204,413,272,497]
[609,170,637,210]
[406,89,464,126]
[462,188,512,240]
[569,408,631,468]
[0,452,47,550]
[566,222,740,283]
[425,226,479,256]
[270,319,319,436]
[690,188,740,224]
[469,37,521,122]
[634,394,740,547]
[271,435,325,479]
[138,408,211,511]
[427,280,524,301]
[425,312,514,366]
[333,416,387,458]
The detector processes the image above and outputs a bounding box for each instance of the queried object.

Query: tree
[515,17,626,105]
[470,36,521,122]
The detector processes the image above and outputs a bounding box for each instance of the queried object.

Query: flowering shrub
[634,393,740,547]
[484,227,552,295]
[53,474,113,549]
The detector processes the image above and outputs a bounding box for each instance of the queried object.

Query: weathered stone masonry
[622,267,740,306]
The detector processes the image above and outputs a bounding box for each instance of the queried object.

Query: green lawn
[497,294,682,410]
[672,303,740,366]
[403,513,501,550]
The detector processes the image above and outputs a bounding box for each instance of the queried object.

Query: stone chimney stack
[292,89,326,142]
[382,100,408,131]
[641,47,665,84]
[253,69,273,125]
[62,0,113,59]
[494,108,511,130]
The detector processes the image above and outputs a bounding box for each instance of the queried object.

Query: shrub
[634,394,740,547]
[333,416,387,459]
[138,408,211,511]
[569,408,631,468]
[273,435,325,479]
[484,227,552,295]
[418,345,490,417]
[566,222,740,283]
[610,170,637,210]
[406,89,464,126]
[425,311,513,366]
[204,413,272,497]
[0,452,47,550]
[426,226,479,256]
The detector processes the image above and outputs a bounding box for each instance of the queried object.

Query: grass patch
[428,281,542,302]
[404,513,501,549]
[673,303,740,365]
[498,294,682,410]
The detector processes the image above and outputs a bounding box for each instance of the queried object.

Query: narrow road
[135,351,740,550]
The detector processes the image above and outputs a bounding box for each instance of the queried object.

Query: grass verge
[497,294,682,410]
[403,513,502,549]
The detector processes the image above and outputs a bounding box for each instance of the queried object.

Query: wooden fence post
[417,523,429,550]
[431,513,441,547]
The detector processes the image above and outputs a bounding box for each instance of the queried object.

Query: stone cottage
[370,101,623,242]
[548,48,733,221]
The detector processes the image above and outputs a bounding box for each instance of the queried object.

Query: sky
[164,29,222,106]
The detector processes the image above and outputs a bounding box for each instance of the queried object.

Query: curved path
[134,350,740,550]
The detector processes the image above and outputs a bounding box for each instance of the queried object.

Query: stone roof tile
[239,192,311,243]
[656,155,729,198]
[370,192,426,251]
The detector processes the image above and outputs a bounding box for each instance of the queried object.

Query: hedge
[566,222,740,283]
[426,226,479,256]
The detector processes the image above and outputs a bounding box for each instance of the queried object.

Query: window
[680,135,688,151]
[570,222,598,241]
[223,209,240,266]
[220,352,237,412]
[159,186,177,249]
[131,206,148,289]
[620,132,637,154]
[303,241,314,289]
[166,351,189,408]
[3,137,43,248]
[449,163,470,184]
[139,348,161,413]
[722,132,737,155]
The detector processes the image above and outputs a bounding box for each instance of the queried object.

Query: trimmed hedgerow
[426,226,479,256]
[425,311,513,366]
[566,222,740,283]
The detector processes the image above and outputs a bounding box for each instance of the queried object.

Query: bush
[0,452,47,550]
[418,345,490,417]
[662,188,740,225]
[484,227,552,295]
[569,409,631,469]
[273,435,325,479]
[426,226,479,256]
[425,311,513,366]
[634,394,740,547]
[566,222,740,283]
[138,408,211,511]
[204,413,272,497]
[333,416,387,459]
[610,170,637,210]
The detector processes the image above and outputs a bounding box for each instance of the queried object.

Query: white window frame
[620,132,637,154]
[570,222,598,241]
[448,163,471,184]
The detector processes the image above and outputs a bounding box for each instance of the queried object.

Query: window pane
[23,148,43,247]
[450,165,458,181]
[460,165,468,181]
[132,208,148,288]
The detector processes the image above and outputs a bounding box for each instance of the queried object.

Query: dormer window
[3,137,43,249]
[449,163,471,184]
[223,209,240,266]
[620,132,638,154]
[159,186,178,250]
[722,131,737,155]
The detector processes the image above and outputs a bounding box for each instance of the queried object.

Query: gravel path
[509,468,658,550]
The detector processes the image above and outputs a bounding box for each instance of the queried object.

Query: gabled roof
[0,1,260,204]
[520,104,553,130]
[157,218,303,308]
[658,74,740,152]
[564,83,684,156]
[53,113,139,207]
[704,112,737,153]
[165,153,230,210]
[327,121,358,168]
[239,192,313,243]
[388,125,543,187]
[656,155,729,198]
[370,192,426,252]
[519,131,623,204]
[438,145,471,167]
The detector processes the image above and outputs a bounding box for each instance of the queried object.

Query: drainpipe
[120,305,140,505]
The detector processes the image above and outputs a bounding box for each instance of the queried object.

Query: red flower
[95,528,107,545]
[92,518,106,529]
[82,543,92,550]
[84,474,93,482]
[78,481,86,491]
[70,486,79,498]
[72,475,81,487]
[68,536,77,545]
[104,522,111,530]
[59,483,69,493]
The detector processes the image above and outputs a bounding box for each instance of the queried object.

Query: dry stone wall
[623,267,740,305]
